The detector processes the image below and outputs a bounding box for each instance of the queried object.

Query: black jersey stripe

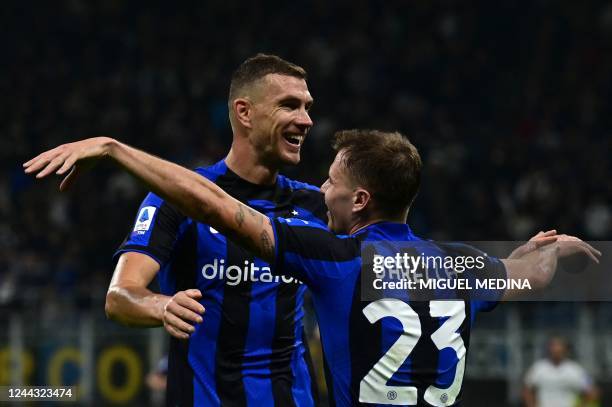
[348,230,381,405]
[116,201,186,264]
[215,241,252,407]
[302,330,321,406]
[410,301,441,404]
[166,223,198,407]
[150,202,186,262]
[348,271,384,406]
[277,222,357,262]
[270,282,299,407]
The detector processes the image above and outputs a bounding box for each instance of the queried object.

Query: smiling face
[320,150,358,234]
[248,74,313,166]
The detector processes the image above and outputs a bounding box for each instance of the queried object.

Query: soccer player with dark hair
[93,54,325,406]
[25,131,600,406]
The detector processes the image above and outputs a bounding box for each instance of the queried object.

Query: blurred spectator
[146,355,168,406]
[523,336,599,407]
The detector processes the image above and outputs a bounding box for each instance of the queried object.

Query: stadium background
[2,0,612,405]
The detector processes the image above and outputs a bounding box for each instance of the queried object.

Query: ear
[352,188,371,213]
[233,98,252,129]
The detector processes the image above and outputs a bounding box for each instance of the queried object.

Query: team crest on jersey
[133,206,156,234]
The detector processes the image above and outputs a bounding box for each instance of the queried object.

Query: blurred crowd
[2,0,611,314]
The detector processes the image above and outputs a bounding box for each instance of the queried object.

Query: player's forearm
[501,246,558,300]
[106,139,221,224]
[105,139,276,261]
[105,286,169,327]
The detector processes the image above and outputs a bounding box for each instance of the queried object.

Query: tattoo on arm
[235,203,245,227]
[246,205,264,224]
[260,229,274,260]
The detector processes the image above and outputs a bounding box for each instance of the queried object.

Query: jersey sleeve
[271,217,359,289]
[114,192,187,267]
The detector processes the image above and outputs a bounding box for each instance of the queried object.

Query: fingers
[532,236,558,248]
[23,149,62,175]
[508,235,559,259]
[576,242,601,264]
[162,290,205,340]
[59,166,79,192]
[556,237,602,264]
[173,290,205,314]
[164,312,197,335]
[23,146,72,179]
[184,289,202,299]
[556,242,601,264]
[166,299,204,324]
[164,321,190,340]
[530,230,557,240]
[36,154,69,178]
[56,155,78,175]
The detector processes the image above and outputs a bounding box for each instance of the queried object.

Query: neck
[225,142,279,186]
[348,213,407,235]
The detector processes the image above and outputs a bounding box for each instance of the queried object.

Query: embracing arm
[105,252,168,326]
[24,137,276,262]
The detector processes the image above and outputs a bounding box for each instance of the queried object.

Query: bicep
[110,252,161,289]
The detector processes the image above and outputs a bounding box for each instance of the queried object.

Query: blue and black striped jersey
[272,219,506,407]
[115,160,327,407]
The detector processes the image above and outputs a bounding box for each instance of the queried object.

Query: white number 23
[359,299,466,406]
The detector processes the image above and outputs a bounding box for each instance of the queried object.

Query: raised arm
[24,137,276,263]
[501,237,600,300]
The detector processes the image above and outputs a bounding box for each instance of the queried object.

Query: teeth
[285,134,304,145]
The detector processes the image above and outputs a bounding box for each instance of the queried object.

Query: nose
[295,108,313,130]
[321,179,329,193]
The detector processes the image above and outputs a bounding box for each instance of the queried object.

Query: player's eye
[281,101,299,110]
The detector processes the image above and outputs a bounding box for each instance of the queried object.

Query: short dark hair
[332,130,422,217]
[228,53,307,103]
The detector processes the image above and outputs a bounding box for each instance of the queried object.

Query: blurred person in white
[523,336,599,407]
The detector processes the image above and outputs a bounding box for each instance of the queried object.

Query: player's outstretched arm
[501,236,600,300]
[24,137,276,263]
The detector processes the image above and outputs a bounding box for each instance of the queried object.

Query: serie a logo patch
[133,206,156,234]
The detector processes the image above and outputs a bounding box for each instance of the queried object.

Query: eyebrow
[278,95,314,107]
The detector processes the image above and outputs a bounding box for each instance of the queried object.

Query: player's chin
[279,150,301,165]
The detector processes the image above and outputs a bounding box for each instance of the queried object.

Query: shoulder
[529,359,550,374]
[277,175,321,193]
[274,217,359,257]
[563,360,587,375]
[194,160,228,182]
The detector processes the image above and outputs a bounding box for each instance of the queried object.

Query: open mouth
[283,134,304,146]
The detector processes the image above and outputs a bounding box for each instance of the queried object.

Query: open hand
[23,137,115,191]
